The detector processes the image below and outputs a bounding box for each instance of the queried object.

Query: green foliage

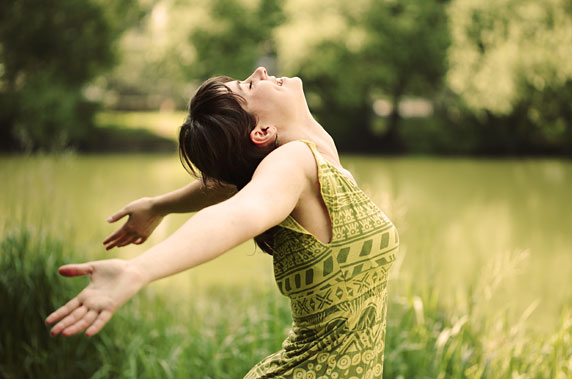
[0,0,139,151]
[447,0,572,115]
[385,251,572,378]
[0,228,102,378]
[2,0,571,154]
[187,0,285,80]
[295,0,450,151]
[2,227,571,378]
[0,0,114,87]
[11,74,99,152]
[447,0,572,154]
[0,227,292,378]
[361,0,449,98]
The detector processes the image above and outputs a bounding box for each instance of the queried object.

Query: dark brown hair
[179,76,274,188]
[178,76,277,254]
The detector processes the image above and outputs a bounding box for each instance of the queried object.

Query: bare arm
[151,180,237,215]
[47,142,314,336]
[131,143,310,282]
[103,180,237,250]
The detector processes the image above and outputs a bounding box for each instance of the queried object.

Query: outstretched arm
[152,180,238,215]
[47,142,315,337]
[103,180,237,250]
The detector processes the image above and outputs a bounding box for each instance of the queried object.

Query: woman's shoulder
[286,139,357,185]
[268,140,316,164]
[254,140,318,182]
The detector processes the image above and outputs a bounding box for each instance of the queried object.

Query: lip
[268,76,286,87]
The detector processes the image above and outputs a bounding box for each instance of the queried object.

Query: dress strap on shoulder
[277,139,337,238]
[297,139,329,168]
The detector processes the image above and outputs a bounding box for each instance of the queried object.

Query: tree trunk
[382,87,404,153]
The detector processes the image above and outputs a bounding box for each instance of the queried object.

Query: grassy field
[1,152,571,377]
[1,227,570,378]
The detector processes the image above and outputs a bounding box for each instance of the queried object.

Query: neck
[276,114,339,160]
[278,112,330,143]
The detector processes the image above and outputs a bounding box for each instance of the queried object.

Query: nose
[254,67,268,79]
[246,67,268,82]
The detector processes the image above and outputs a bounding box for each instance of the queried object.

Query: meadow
[1,153,571,378]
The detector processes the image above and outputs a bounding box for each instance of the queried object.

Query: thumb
[107,208,128,223]
[58,263,93,277]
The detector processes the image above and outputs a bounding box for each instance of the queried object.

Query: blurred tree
[282,0,450,152]
[447,0,572,154]
[101,0,284,111]
[0,0,140,151]
[186,0,285,80]
[100,0,195,111]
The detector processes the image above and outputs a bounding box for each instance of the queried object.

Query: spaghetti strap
[297,139,328,167]
[277,140,335,241]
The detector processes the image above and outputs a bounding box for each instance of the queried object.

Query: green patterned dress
[245,140,399,379]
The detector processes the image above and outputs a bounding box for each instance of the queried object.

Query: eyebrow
[235,80,244,93]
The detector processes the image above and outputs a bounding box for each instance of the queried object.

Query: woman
[46,67,399,378]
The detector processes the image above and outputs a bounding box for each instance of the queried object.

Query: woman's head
[225,67,305,133]
[178,67,304,189]
[178,74,270,189]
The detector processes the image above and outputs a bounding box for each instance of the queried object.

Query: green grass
[1,227,571,378]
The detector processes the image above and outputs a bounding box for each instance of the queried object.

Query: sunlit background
[1,0,571,377]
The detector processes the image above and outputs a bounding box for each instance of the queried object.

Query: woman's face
[226,67,305,126]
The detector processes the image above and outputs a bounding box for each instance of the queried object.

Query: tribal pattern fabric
[245,140,399,379]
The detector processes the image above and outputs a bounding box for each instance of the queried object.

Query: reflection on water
[1,154,571,331]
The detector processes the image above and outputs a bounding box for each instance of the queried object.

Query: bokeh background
[1,0,571,378]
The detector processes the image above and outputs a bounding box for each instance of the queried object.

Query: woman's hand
[45,259,146,337]
[103,197,164,250]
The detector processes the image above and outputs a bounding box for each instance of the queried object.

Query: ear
[250,124,277,147]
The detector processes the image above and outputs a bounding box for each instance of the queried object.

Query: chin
[288,77,303,91]
[283,76,302,84]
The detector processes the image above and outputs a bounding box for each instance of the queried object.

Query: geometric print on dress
[244,140,399,379]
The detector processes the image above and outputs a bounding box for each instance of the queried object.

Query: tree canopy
[1,0,571,154]
[0,0,139,150]
[447,0,572,152]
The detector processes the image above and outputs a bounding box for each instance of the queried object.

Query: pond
[1,153,570,332]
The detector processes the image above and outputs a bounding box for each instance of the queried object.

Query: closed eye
[249,81,253,89]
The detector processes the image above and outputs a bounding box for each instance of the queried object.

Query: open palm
[46,259,145,337]
[103,197,164,250]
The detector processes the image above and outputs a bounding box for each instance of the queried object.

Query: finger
[117,235,138,248]
[133,237,147,245]
[46,297,81,325]
[58,263,93,277]
[86,310,113,337]
[104,232,128,250]
[50,305,88,336]
[62,309,98,337]
[107,209,128,223]
[103,228,127,245]
[106,233,133,250]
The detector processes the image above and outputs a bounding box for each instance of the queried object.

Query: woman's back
[245,140,399,378]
